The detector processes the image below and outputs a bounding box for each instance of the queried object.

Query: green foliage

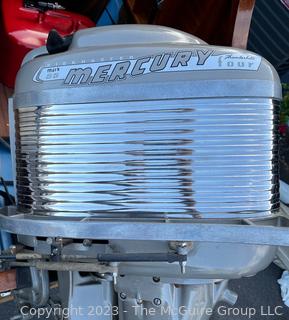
[281,83,289,124]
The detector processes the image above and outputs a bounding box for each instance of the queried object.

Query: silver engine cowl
[14,25,281,220]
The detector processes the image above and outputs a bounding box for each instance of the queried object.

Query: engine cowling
[14,25,280,220]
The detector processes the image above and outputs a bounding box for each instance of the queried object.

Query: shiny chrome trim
[15,98,279,219]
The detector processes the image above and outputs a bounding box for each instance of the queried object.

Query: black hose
[1,253,187,264]
[97,253,187,263]
[0,255,16,260]
[0,177,15,205]
[0,191,13,206]
[0,137,10,149]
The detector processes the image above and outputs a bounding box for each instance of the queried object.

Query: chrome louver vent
[15,98,279,219]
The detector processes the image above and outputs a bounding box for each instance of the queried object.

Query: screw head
[120,292,127,300]
[153,298,161,306]
[52,248,59,255]
[9,245,17,254]
[83,239,92,247]
[46,237,53,245]
[177,242,187,248]
[56,237,63,243]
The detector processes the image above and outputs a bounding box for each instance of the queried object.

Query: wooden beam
[154,0,239,46]
[232,0,256,48]
[0,269,17,293]
[125,0,158,24]
[0,83,12,138]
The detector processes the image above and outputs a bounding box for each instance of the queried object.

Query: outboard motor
[0,25,286,320]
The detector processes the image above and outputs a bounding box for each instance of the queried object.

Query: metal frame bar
[1,206,289,246]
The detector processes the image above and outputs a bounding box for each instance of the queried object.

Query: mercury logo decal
[33,49,262,85]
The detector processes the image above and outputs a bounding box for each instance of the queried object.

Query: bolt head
[83,239,92,247]
[9,245,17,254]
[177,242,187,248]
[153,298,161,306]
[46,237,53,245]
[120,292,127,300]
[52,248,59,255]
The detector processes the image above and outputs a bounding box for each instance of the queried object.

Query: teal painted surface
[97,0,123,26]
[0,141,14,250]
